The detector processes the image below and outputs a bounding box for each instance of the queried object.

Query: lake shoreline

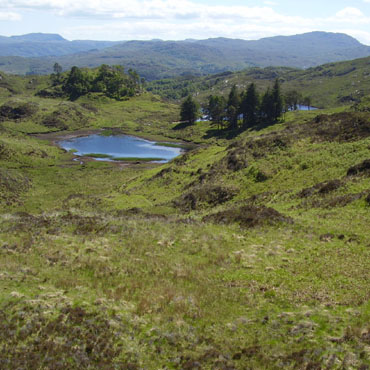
[51,130,185,164]
[32,128,192,151]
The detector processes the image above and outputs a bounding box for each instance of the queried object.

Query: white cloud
[332,7,370,24]
[0,11,21,21]
[0,1,369,45]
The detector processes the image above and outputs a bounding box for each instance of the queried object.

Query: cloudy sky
[1,0,370,44]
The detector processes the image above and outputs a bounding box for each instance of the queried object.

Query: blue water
[290,105,318,111]
[58,134,182,162]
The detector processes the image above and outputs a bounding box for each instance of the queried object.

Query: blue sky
[0,0,370,44]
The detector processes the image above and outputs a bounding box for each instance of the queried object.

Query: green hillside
[0,65,369,369]
[148,56,370,108]
[1,32,369,80]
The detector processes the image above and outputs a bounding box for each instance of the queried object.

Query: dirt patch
[0,101,38,121]
[347,159,370,176]
[300,191,368,209]
[116,207,169,220]
[174,184,238,211]
[224,148,249,171]
[298,179,342,198]
[203,204,293,228]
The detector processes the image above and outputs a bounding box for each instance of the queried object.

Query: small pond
[58,134,183,162]
[290,105,318,111]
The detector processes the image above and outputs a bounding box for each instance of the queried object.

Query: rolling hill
[147,56,370,108]
[0,63,369,368]
[0,33,119,58]
[0,31,369,80]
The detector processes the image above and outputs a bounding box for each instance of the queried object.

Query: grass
[0,70,369,369]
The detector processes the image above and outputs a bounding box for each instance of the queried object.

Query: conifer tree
[240,83,259,128]
[260,88,274,122]
[207,95,226,129]
[180,95,199,125]
[271,78,283,122]
[226,85,240,130]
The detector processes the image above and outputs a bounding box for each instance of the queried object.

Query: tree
[63,66,91,100]
[226,85,240,130]
[302,96,312,110]
[53,62,62,75]
[240,83,259,128]
[92,65,131,100]
[51,62,63,85]
[260,88,274,122]
[271,79,283,122]
[206,95,226,129]
[285,90,302,111]
[180,95,199,125]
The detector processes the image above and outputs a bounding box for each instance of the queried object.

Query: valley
[0,50,369,369]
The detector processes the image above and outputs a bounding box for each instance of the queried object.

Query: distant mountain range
[0,31,369,80]
[0,33,119,57]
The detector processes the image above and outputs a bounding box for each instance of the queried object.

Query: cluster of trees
[180,79,285,129]
[180,80,312,129]
[51,63,143,100]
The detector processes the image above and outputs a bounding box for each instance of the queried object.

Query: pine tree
[226,85,240,130]
[180,95,199,125]
[271,78,283,122]
[260,88,274,122]
[207,95,226,129]
[240,83,259,128]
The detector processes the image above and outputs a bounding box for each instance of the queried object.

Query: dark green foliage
[271,79,283,121]
[63,66,91,100]
[93,64,130,99]
[188,80,284,133]
[260,88,274,122]
[50,62,63,85]
[206,95,226,128]
[180,95,199,125]
[240,83,260,128]
[226,85,240,130]
[44,64,142,101]
[285,89,303,111]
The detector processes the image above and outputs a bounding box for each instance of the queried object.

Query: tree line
[180,79,311,129]
[50,63,143,101]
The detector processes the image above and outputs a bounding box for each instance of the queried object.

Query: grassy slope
[0,71,369,369]
[148,56,370,108]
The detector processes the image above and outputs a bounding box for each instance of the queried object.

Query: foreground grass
[0,75,369,368]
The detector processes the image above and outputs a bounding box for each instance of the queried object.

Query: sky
[0,0,370,45]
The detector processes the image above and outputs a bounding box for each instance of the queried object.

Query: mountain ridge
[0,31,369,79]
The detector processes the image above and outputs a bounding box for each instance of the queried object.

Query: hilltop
[0,33,119,58]
[148,55,370,108]
[0,60,369,368]
[1,31,370,79]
